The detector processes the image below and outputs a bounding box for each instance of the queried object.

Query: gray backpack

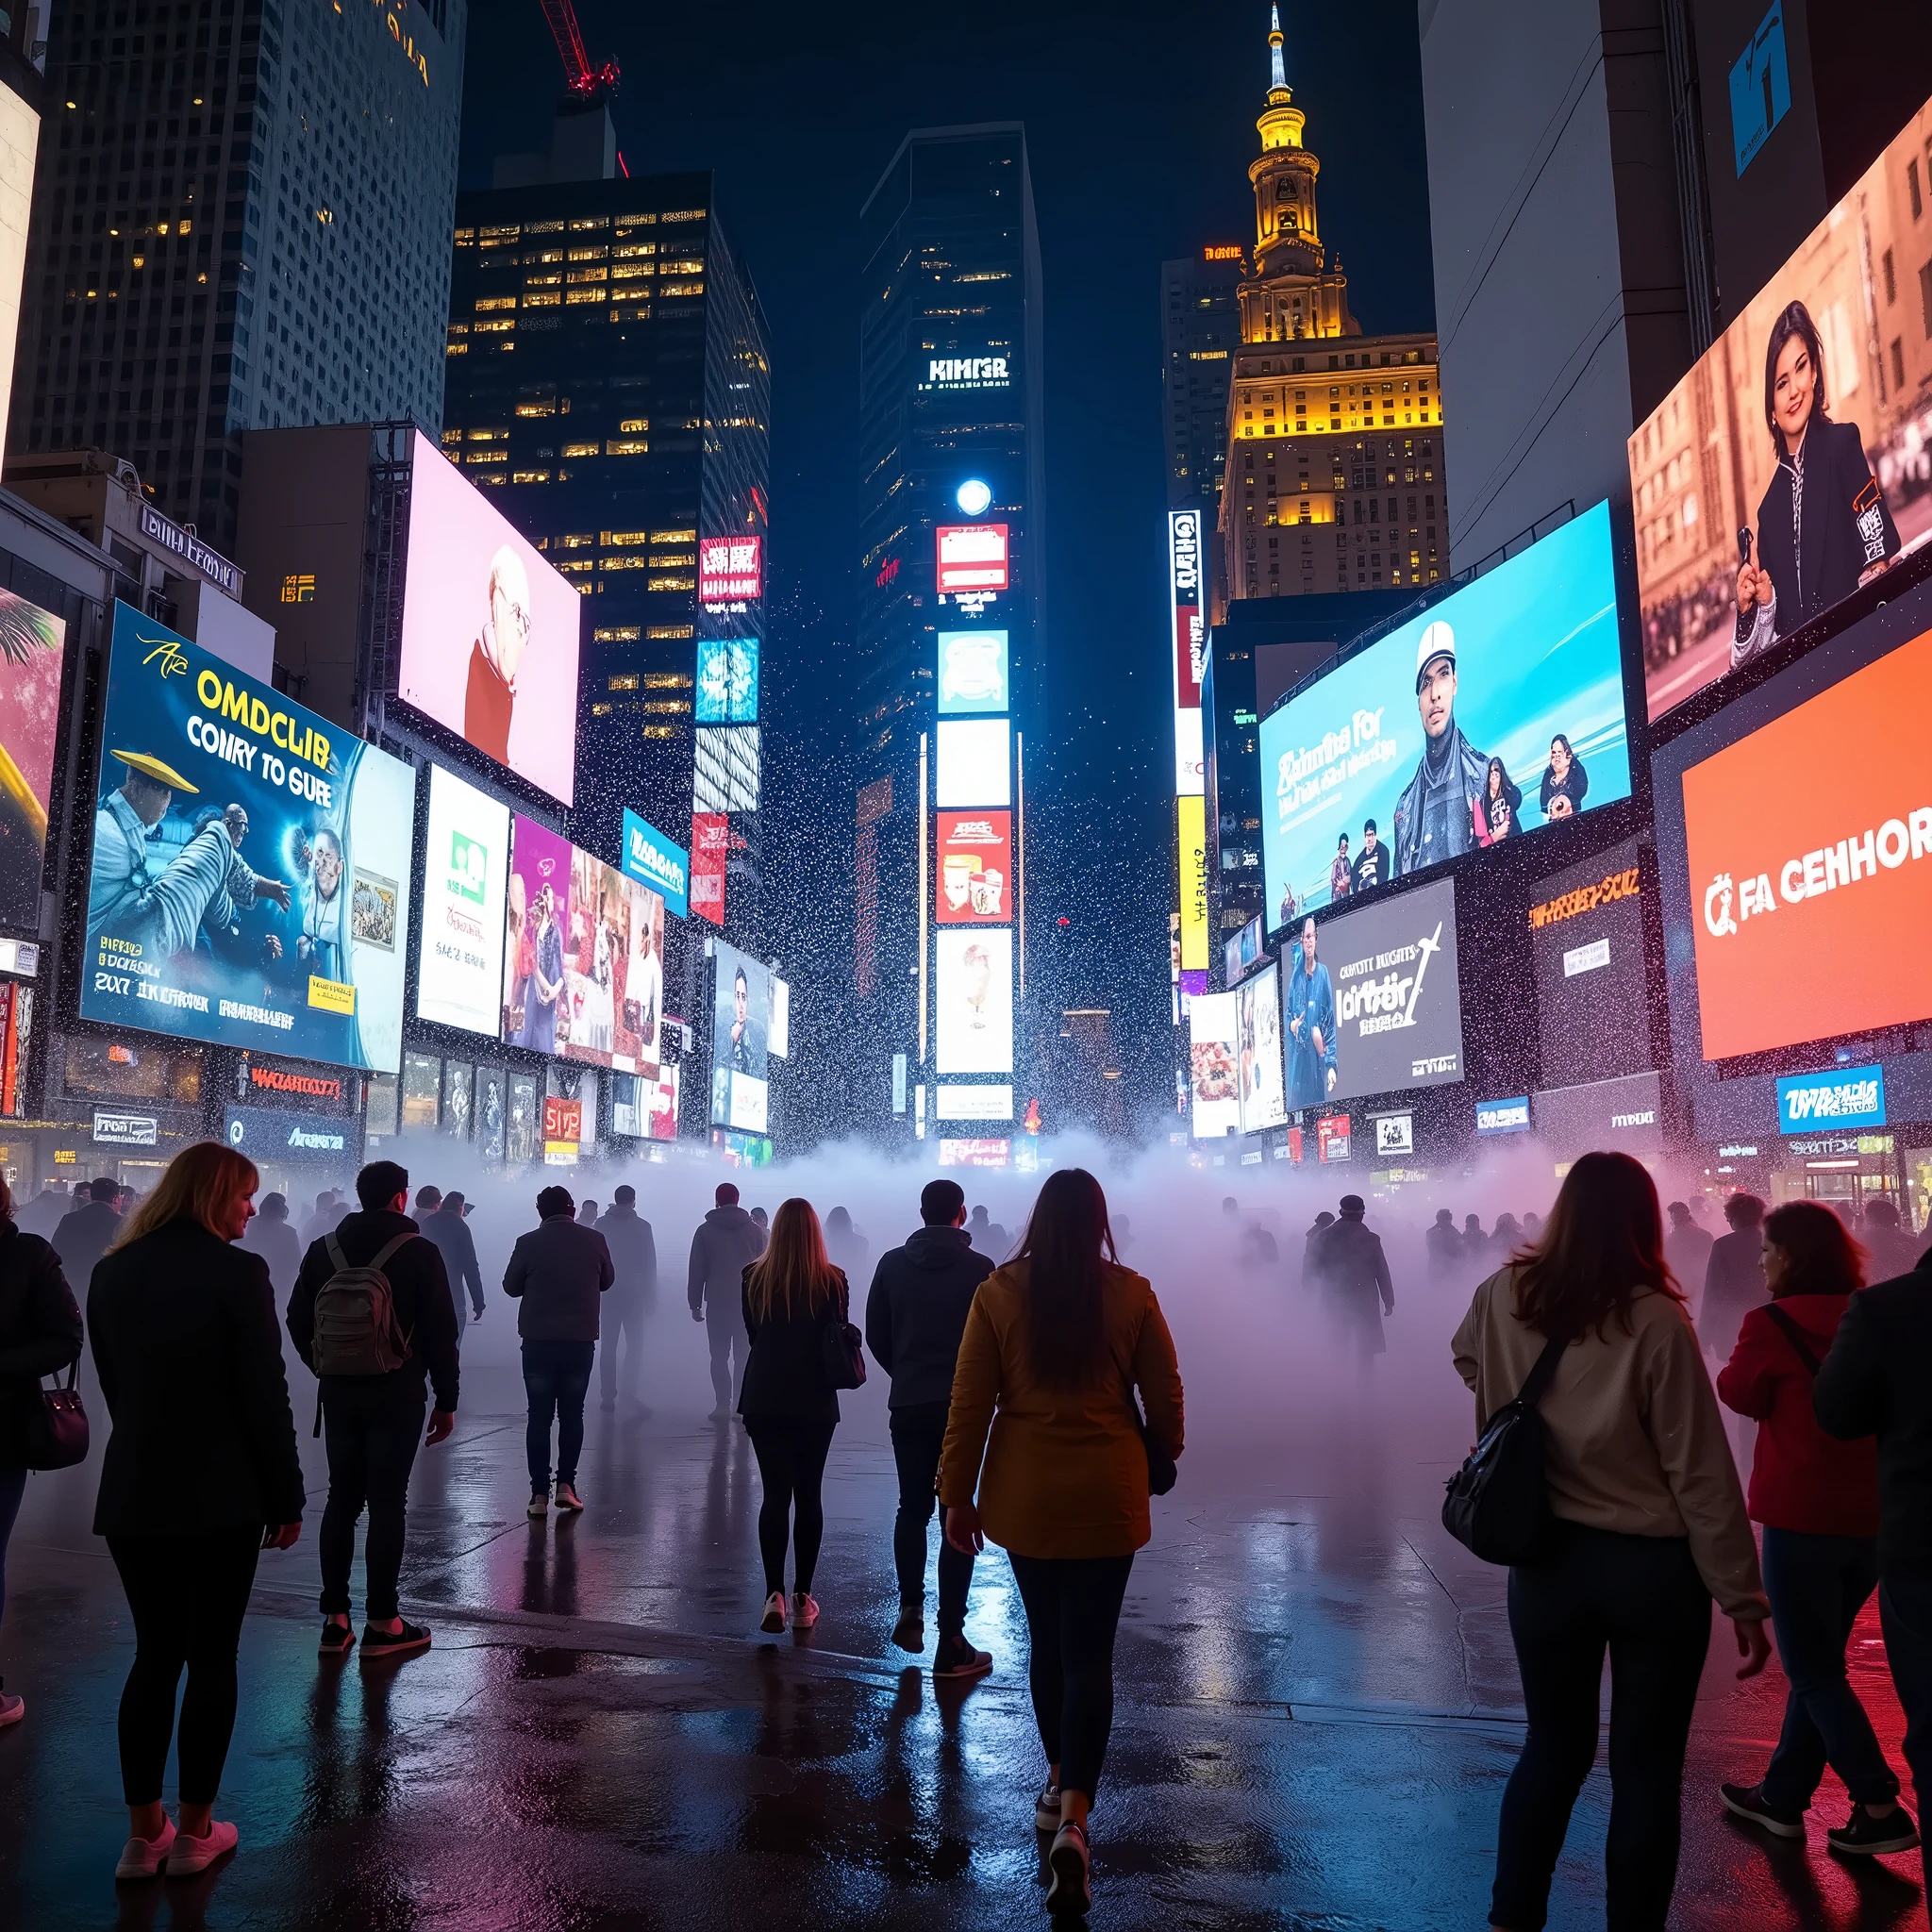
[311,1232,417,1379]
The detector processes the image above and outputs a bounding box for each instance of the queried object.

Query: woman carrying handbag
[0,1174,85,1729]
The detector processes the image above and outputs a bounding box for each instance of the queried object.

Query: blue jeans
[1880,1575,1932,1832]
[523,1340,593,1491]
[1759,1527,1899,1809]
[319,1385,425,1622]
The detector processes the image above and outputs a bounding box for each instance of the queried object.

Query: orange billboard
[1682,625,1932,1060]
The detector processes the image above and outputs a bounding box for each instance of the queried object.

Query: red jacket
[1717,1291,1879,1536]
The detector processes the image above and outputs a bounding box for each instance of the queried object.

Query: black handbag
[1441,1331,1568,1563]
[1135,1395,1176,1497]
[23,1359,89,1472]
[820,1299,867,1391]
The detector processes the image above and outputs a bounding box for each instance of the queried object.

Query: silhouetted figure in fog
[1301,1210,1335,1291]
[1491,1214,1523,1267]
[1315,1196,1393,1367]
[1664,1202,1714,1321]
[299,1191,340,1251]
[53,1176,123,1295]
[824,1206,870,1285]
[577,1198,600,1230]
[750,1206,769,1232]
[417,1187,485,1349]
[1699,1193,1769,1364]
[1236,1220,1279,1271]
[14,1178,75,1240]
[1426,1208,1462,1278]
[1522,1212,1541,1241]
[240,1191,303,1298]
[1463,1213,1485,1256]
[967,1204,1012,1257]
[597,1185,657,1413]
[1859,1199,1923,1283]
[689,1182,766,1421]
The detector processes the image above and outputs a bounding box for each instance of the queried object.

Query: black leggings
[1008,1552,1136,1802]
[108,1531,261,1807]
[744,1417,836,1597]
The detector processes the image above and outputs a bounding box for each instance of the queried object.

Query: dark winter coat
[1698,1228,1767,1361]
[1755,418,1900,639]
[865,1224,993,1408]
[740,1268,849,1424]
[1315,1213,1394,1354]
[240,1213,305,1298]
[0,1221,83,1464]
[688,1204,765,1319]
[597,1202,658,1311]
[52,1198,123,1290]
[89,1218,307,1537]
[502,1214,614,1342]
[419,1206,485,1316]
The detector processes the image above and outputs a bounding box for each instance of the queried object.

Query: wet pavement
[0,1257,1924,1930]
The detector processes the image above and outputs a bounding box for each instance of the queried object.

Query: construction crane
[537,0,620,105]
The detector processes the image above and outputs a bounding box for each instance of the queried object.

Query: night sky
[458,0,1434,1136]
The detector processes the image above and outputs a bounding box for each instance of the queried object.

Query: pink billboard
[397,431,582,804]
[501,814,572,1055]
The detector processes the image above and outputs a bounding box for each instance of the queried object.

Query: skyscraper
[1160,246,1243,510]
[854,125,1045,1144]
[9,0,465,551]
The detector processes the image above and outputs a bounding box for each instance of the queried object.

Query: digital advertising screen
[936,810,1011,924]
[1285,876,1464,1108]
[939,1137,1010,1169]
[699,535,763,606]
[417,763,510,1040]
[936,524,1008,593]
[1188,989,1240,1140]
[560,843,664,1075]
[1528,837,1653,1089]
[937,1082,1013,1122]
[82,605,415,1074]
[1630,92,1932,724]
[396,430,582,805]
[938,629,1009,714]
[935,927,1013,1075]
[769,975,790,1059]
[1258,501,1630,930]
[501,812,572,1055]
[936,718,1011,808]
[695,636,759,724]
[691,812,726,926]
[649,1061,681,1141]
[622,808,689,921]
[710,940,770,1133]
[1169,508,1206,797]
[1236,958,1288,1134]
[0,589,68,933]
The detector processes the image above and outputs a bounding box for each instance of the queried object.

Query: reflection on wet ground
[0,1279,1923,1929]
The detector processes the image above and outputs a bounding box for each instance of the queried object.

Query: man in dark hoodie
[688,1181,765,1421]
[416,1186,485,1345]
[865,1177,995,1678]
[597,1183,658,1413]
[53,1176,123,1292]
[287,1159,459,1662]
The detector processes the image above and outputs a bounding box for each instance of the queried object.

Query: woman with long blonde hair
[738,1197,850,1635]
[88,1141,305,1884]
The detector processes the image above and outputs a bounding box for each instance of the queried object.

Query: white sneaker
[0,1689,23,1727]
[527,1491,549,1518]
[791,1591,820,1630]
[165,1818,239,1875]
[115,1819,175,1881]
[759,1590,787,1634]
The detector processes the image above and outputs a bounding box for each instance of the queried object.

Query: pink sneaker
[166,1818,239,1875]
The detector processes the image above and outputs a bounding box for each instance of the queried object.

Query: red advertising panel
[936,524,1009,592]
[699,535,763,605]
[541,1094,582,1144]
[691,812,727,927]
[1682,625,1932,1061]
[1317,1113,1352,1162]
[935,810,1011,924]
[939,1137,1010,1168]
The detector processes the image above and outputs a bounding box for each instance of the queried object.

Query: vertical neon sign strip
[918,731,929,1066]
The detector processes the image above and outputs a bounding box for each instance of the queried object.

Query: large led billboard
[1177,794,1208,972]
[1259,501,1630,930]
[699,535,763,606]
[417,763,510,1040]
[936,718,1011,808]
[396,430,582,805]
[695,636,759,724]
[82,605,415,1074]
[710,940,770,1133]
[501,813,572,1053]
[936,927,1012,1075]
[1169,509,1206,797]
[937,524,1009,593]
[561,844,664,1075]
[938,629,1009,714]
[0,590,68,933]
[1630,92,1932,724]
[622,808,689,921]
[1188,990,1240,1139]
[1236,958,1288,1134]
[1285,877,1464,1108]
[693,725,760,813]
[1528,838,1653,1088]
[936,810,1011,924]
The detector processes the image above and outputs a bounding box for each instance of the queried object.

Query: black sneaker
[1827,1803,1921,1857]
[891,1604,924,1653]
[933,1634,993,1680]
[318,1619,355,1659]
[1720,1781,1805,1839]
[361,1619,431,1660]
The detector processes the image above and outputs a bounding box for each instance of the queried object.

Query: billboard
[937,1083,1014,1122]
[1188,989,1240,1139]
[1527,838,1653,1089]
[622,808,689,921]
[695,636,759,724]
[1224,914,1263,985]
[1259,502,1630,928]
[938,629,1009,714]
[691,812,726,926]
[0,590,67,934]
[937,524,1009,592]
[936,718,1011,808]
[1630,92,1932,723]
[1476,1095,1533,1136]
[936,810,1011,924]
[501,813,572,1054]
[560,843,664,1074]
[1236,958,1288,1134]
[650,1061,681,1140]
[936,927,1013,1075]
[1286,876,1464,1108]
[81,605,415,1074]
[396,430,581,805]
[699,535,763,605]
[1678,622,1932,1060]
[417,763,510,1040]
[1776,1064,1886,1133]
[223,1103,363,1169]
[1177,794,1208,971]
[769,976,791,1058]
[710,940,770,1133]
[1169,509,1206,796]
[940,1137,1010,1168]
[692,725,760,813]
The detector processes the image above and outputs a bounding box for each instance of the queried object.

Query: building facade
[1160,247,1243,510]
[8,0,465,552]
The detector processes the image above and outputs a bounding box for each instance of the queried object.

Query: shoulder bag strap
[1763,1303,1823,1375]
[324,1231,347,1274]
[1516,1331,1571,1409]
[370,1233,418,1273]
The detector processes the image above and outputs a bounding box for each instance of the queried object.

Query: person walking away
[88,1142,306,1881]
[966,1204,1002,1257]
[578,1198,600,1231]
[1315,1195,1394,1370]
[504,1186,612,1514]
[597,1183,657,1413]
[940,1167,1184,1917]
[824,1205,869,1284]
[1816,1241,1932,1890]
[689,1182,766,1421]
[240,1191,304,1299]
[287,1159,458,1663]
[0,1175,83,1727]
[1426,1208,1463,1279]
[1463,1212,1486,1258]
[54,1175,123,1293]
[865,1178,995,1675]
[299,1191,337,1251]
[1714,1203,1916,1853]
[1699,1193,1768,1361]
[1452,1151,1770,1932]
[417,1186,485,1344]
[1664,1202,1715,1324]
[1858,1198,1922,1282]
[1301,1210,1335,1292]
[739,1198,849,1634]
[14,1177,76,1240]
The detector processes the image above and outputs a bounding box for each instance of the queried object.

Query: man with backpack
[287,1158,459,1661]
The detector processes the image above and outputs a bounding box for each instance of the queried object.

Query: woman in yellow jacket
[940,1167,1184,1917]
